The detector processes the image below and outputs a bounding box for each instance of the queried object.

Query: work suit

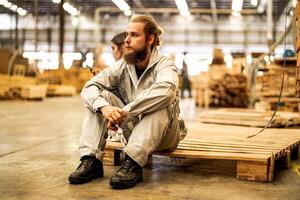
[79,48,184,167]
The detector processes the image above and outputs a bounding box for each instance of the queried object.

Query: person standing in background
[180,60,192,98]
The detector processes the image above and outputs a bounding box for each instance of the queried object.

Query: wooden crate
[104,123,300,182]
[21,85,47,100]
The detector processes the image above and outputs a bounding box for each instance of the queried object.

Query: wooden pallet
[47,84,76,97]
[104,123,300,182]
[198,108,300,127]
[20,85,47,100]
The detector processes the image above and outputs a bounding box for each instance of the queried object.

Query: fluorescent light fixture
[112,0,130,12]
[0,0,8,5]
[111,0,131,16]
[10,4,17,11]
[175,0,188,11]
[72,16,79,26]
[124,10,132,16]
[4,1,12,8]
[250,0,258,7]
[180,10,190,17]
[174,0,190,17]
[63,2,79,16]
[232,0,243,12]
[52,0,61,4]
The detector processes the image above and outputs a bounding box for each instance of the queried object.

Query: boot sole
[69,170,103,184]
[110,173,143,189]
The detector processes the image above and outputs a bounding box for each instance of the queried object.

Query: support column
[267,0,273,50]
[59,0,65,69]
[14,13,19,50]
[34,0,39,52]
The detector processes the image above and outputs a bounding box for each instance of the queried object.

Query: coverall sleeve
[123,62,178,117]
[80,65,120,113]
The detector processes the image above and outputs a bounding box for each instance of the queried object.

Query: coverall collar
[126,48,161,88]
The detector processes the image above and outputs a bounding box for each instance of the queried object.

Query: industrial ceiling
[0,0,289,23]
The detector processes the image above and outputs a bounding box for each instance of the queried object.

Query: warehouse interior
[1,0,300,199]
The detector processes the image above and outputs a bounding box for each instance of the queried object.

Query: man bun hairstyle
[130,15,163,49]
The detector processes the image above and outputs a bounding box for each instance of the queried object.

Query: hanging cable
[247,0,288,138]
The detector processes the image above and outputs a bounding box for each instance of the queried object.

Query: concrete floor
[0,96,300,200]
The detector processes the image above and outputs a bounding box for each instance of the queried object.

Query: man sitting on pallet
[69,15,186,189]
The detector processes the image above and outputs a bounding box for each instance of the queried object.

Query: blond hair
[130,15,163,48]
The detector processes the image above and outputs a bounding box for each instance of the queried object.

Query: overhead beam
[95,7,258,15]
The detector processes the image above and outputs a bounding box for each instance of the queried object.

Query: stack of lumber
[20,85,47,100]
[47,84,76,97]
[38,67,92,93]
[0,74,46,100]
[193,65,248,108]
[296,1,300,98]
[256,61,296,97]
[256,58,299,112]
[208,73,248,107]
[198,108,300,127]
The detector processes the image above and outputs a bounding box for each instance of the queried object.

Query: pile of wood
[0,74,47,100]
[208,73,249,107]
[47,84,76,97]
[256,61,296,97]
[198,108,300,127]
[38,67,92,93]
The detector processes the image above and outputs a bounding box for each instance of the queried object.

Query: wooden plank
[268,154,275,182]
[177,143,281,155]
[237,160,269,182]
[156,149,270,162]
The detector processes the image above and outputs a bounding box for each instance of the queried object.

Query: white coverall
[79,48,183,166]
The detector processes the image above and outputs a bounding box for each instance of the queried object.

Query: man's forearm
[123,82,177,118]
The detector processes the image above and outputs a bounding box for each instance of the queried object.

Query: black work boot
[110,155,143,189]
[69,155,103,184]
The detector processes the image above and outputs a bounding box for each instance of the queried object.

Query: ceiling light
[124,10,132,16]
[112,0,130,12]
[10,4,17,11]
[174,0,190,17]
[71,16,79,26]
[180,10,190,17]
[232,0,243,12]
[52,0,61,3]
[63,2,79,16]
[3,1,11,8]
[250,0,258,7]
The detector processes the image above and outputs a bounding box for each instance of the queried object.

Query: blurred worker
[92,32,127,75]
[69,15,187,189]
[180,60,192,98]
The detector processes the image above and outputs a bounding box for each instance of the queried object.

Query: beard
[123,44,148,65]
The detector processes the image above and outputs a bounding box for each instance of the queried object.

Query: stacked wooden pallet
[105,123,300,182]
[47,84,76,97]
[0,74,47,100]
[256,62,296,97]
[198,108,300,127]
[20,85,47,100]
[38,67,92,93]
